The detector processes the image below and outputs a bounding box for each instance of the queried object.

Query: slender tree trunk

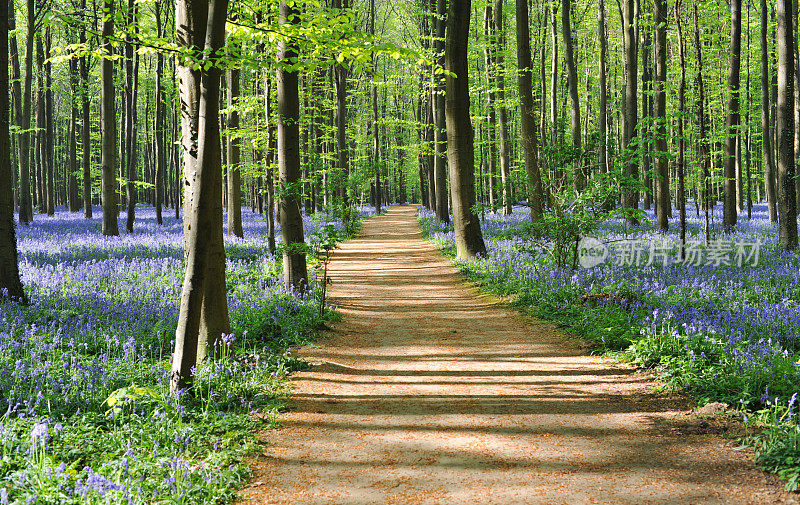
[517,0,543,220]
[676,0,687,256]
[623,0,639,222]
[68,57,80,212]
[277,0,308,291]
[641,23,652,211]
[433,0,449,221]
[101,0,119,236]
[483,5,497,211]
[492,0,513,213]
[154,0,166,225]
[761,0,777,221]
[226,45,243,237]
[654,0,669,231]
[777,0,798,249]
[598,0,609,176]
[562,0,582,191]
[43,29,54,216]
[694,2,711,243]
[265,74,277,255]
[81,0,92,218]
[172,0,230,392]
[446,0,487,259]
[723,0,741,232]
[0,0,26,302]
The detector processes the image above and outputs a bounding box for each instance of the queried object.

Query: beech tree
[277,0,309,291]
[445,0,486,259]
[171,0,230,392]
[0,0,27,303]
[100,0,119,236]
[776,0,797,250]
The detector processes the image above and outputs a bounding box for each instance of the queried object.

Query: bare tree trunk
[101,0,119,236]
[0,0,26,303]
[623,0,639,222]
[654,0,670,231]
[777,0,798,249]
[676,0,687,257]
[171,0,230,392]
[483,5,497,211]
[81,0,92,218]
[693,2,710,242]
[154,0,166,225]
[492,0,513,213]
[226,45,243,237]
[265,74,277,255]
[433,0,448,221]
[641,22,652,211]
[598,0,609,176]
[562,0,582,191]
[723,0,741,232]
[761,0,777,221]
[68,57,80,212]
[277,0,308,291]
[446,0,487,259]
[517,0,543,220]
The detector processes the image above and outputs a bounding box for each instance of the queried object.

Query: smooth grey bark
[433,0,448,221]
[723,0,741,232]
[0,0,26,303]
[623,0,639,222]
[445,0,487,259]
[776,0,797,250]
[562,0,582,191]
[226,48,243,237]
[598,0,609,175]
[80,0,92,218]
[101,0,119,236]
[155,0,166,225]
[516,0,543,220]
[761,0,777,221]
[277,0,309,291]
[493,0,512,213]
[676,0,687,256]
[171,0,230,392]
[654,0,670,231]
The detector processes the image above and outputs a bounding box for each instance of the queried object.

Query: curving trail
[241,205,795,505]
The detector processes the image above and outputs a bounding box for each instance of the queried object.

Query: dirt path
[242,206,795,505]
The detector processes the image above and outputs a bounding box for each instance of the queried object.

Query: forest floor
[240,205,797,505]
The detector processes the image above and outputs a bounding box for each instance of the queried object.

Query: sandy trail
[241,205,794,505]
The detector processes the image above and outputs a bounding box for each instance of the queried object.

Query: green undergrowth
[0,210,369,505]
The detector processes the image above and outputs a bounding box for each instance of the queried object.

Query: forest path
[241,205,793,505]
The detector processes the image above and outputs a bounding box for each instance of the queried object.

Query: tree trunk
[517,0,543,220]
[433,0,449,221]
[446,0,487,259]
[623,0,639,222]
[277,0,309,291]
[492,0,513,213]
[155,0,166,225]
[693,2,711,243]
[125,0,139,233]
[68,57,80,212]
[226,46,243,237]
[265,74,277,255]
[598,0,609,176]
[723,0,741,232]
[676,0,687,257]
[776,0,798,249]
[761,0,777,221]
[0,0,26,303]
[654,0,670,231]
[483,5,497,211]
[172,0,230,392]
[562,0,582,191]
[101,0,119,236]
[641,23,652,211]
[81,0,92,218]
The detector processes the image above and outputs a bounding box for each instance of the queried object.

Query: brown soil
[240,206,797,505]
